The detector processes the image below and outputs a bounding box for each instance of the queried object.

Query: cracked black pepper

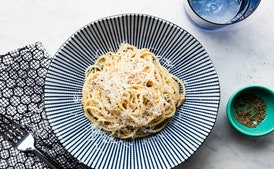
[233,94,266,128]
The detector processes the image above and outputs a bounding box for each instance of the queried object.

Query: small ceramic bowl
[226,86,274,136]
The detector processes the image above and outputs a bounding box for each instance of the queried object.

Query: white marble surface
[1,0,274,169]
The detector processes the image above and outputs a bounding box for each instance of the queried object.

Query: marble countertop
[1,0,274,169]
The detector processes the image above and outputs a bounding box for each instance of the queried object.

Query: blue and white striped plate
[45,14,220,169]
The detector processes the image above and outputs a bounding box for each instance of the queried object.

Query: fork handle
[32,148,60,169]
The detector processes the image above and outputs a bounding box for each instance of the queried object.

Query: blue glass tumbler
[184,0,261,30]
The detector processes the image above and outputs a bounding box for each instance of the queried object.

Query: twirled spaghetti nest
[82,44,186,139]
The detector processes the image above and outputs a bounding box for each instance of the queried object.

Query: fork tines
[0,114,27,145]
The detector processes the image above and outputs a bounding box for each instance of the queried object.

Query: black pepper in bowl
[233,94,266,128]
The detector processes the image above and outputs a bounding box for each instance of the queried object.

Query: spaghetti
[82,44,186,139]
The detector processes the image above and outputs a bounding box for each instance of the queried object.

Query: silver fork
[0,114,59,169]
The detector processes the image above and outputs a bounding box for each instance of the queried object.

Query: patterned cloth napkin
[0,42,88,169]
